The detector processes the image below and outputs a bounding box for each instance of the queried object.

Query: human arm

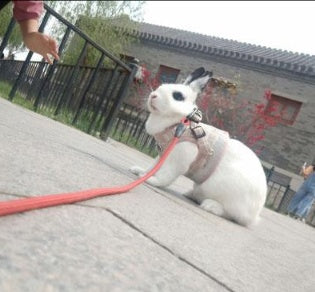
[13,1,59,64]
[19,18,59,64]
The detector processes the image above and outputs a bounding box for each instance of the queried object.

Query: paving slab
[0,97,315,292]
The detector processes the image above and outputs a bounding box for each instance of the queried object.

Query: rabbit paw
[129,166,145,176]
[200,199,225,216]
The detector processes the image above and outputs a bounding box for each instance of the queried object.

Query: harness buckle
[186,108,203,123]
[191,125,206,139]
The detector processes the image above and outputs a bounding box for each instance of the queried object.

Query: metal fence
[0,3,158,155]
[109,102,158,156]
[0,4,137,139]
[263,166,315,226]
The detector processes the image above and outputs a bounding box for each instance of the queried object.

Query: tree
[0,2,24,57]
[46,1,145,66]
[0,1,144,63]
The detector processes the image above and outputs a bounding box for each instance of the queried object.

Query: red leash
[0,119,189,217]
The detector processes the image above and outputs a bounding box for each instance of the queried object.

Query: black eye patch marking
[173,91,185,101]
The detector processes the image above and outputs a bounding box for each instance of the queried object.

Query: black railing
[0,4,137,140]
[0,57,157,155]
[109,102,158,156]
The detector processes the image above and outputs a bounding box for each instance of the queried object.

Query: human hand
[299,162,307,175]
[23,31,60,64]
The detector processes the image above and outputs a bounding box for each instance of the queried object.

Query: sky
[142,1,315,56]
[11,0,314,61]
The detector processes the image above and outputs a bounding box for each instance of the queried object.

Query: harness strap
[154,122,229,184]
[186,128,229,184]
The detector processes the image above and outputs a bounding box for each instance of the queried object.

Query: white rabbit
[130,68,267,226]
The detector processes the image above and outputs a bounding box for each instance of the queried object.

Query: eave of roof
[118,22,315,79]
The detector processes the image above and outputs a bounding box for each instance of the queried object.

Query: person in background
[1,1,59,64]
[287,162,315,223]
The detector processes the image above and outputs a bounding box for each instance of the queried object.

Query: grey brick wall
[125,42,315,173]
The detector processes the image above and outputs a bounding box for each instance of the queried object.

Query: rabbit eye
[173,91,185,101]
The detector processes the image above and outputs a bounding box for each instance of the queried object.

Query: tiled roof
[120,22,315,78]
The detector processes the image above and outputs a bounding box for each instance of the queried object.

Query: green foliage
[46,1,145,66]
[63,15,138,67]
[0,3,24,56]
[1,1,144,64]
[0,81,33,109]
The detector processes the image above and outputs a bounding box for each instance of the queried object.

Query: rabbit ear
[183,67,206,85]
[189,71,213,93]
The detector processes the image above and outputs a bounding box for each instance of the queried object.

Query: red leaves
[141,66,151,82]
[133,65,160,90]
[264,89,272,101]
[197,86,281,153]
[255,103,265,114]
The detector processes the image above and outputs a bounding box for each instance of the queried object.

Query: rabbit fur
[130,68,267,226]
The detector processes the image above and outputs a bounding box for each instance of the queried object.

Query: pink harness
[154,122,230,184]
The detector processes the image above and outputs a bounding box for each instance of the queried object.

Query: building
[119,22,315,174]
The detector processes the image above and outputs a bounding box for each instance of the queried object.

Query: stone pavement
[0,96,315,292]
